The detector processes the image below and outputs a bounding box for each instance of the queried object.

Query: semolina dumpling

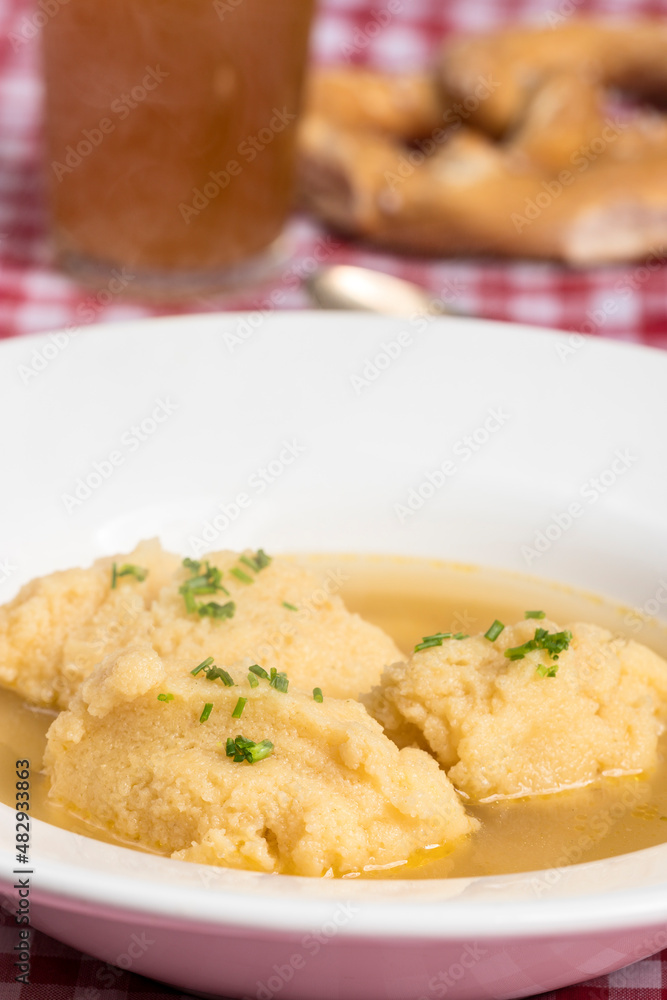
[0,539,178,709]
[366,617,667,800]
[14,539,667,880]
[0,543,401,708]
[44,646,476,877]
[148,549,401,700]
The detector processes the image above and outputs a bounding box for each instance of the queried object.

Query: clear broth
[2,555,667,879]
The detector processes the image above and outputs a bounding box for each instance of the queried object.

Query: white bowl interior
[1,311,667,937]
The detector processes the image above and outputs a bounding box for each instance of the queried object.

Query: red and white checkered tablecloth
[2,0,667,996]
[2,897,667,1000]
[0,0,666,344]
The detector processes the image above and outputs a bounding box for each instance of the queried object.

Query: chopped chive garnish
[240,550,272,573]
[181,588,197,614]
[191,656,214,676]
[270,671,289,693]
[180,559,229,614]
[200,702,213,723]
[225,735,274,764]
[204,563,222,587]
[183,578,229,597]
[111,563,148,588]
[232,697,247,719]
[249,664,269,680]
[247,739,274,762]
[119,563,147,582]
[453,632,468,639]
[536,663,559,678]
[505,628,573,662]
[282,601,298,611]
[231,567,253,585]
[206,666,235,686]
[198,601,235,620]
[484,620,505,642]
[506,647,527,662]
[313,687,323,703]
[414,632,453,652]
[525,610,546,619]
[191,658,234,686]
[248,672,259,688]
[157,693,174,702]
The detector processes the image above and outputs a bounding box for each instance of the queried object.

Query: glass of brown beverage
[41,0,315,294]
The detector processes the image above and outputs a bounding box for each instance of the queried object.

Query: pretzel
[302,67,443,140]
[297,22,667,264]
[440,20,667,138]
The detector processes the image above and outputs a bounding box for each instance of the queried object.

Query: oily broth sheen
[2,554,667,878]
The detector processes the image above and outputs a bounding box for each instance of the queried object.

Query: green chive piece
[240,550,272,573]
[282,601,298,612]
[247,740,274,762]
[525,610,546,620]
[270,672,289,693]
[414,632,453,652]
[232,550,273,576]
[197,601,236,620]
[536,663,559,678]
[232,697,247,719]
[484,620,505,642]
[192,658,234,686]
[200,702,213,723]
[204,562,222,587]
[231,567,254,585]
[505,628,573,662]
[249,664,269,680]
[191,657,214,676]
[157,693,174,703]
[119,563,147,582]
[112,563,147,587]
[248,672,259,688]
[225,735,274,764]
[206,666,234,687]
[180,560,229,614]
[180,586,197,614]
[453,633,469,640]
[313,687,323,703]
[183,577,229,597]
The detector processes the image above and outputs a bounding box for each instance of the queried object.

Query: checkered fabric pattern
[2,903,667,1000]
[0,0,666,342]
[2,0,667,994]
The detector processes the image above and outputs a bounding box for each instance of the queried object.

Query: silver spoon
[305,264,454,316]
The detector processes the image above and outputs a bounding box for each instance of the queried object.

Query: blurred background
[0,0,666,344]
[2,0,667,994]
